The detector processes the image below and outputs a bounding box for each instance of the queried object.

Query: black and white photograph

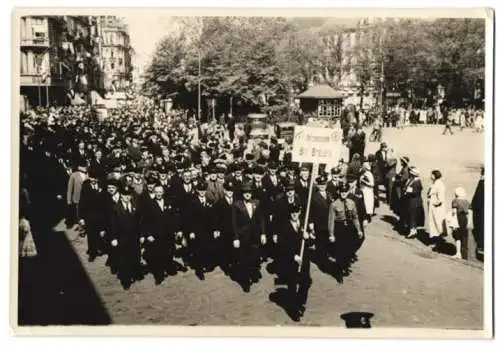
[10,7,493,337]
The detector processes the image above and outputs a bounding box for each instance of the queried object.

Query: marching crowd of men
[20,101,382,321]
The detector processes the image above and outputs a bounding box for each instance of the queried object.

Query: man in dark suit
[294,164,312,207]
[310,176,335,266]
[229,162,245,200]
[262,162,282,205]
[277,204,313,321]
[327,168,342,201]
[141,183,178,285]
[170,169,195,235]
[89,148,106,186]
[375,142,389,180]
[273,183,303,230]
[206,165,224,204]
[184,181,214,278]
[211,181,236,273]
[79,171,105,262]
[231,182,266,292]
[108,184,142,289]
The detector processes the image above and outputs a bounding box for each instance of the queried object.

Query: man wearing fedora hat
[108,183,142,289]
[211,181,237,273]
[310,176,335,266]
[231,181,266,292]
[295,163,312,207]
[184,181,214,278]
[79,169,105,262]
[276,203,313,321]
[66,159,88,229]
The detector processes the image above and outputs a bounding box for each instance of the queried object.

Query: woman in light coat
[427,170,446,242]
[360,162,375,223]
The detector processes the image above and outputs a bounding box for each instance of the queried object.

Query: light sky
[123,15,174,72]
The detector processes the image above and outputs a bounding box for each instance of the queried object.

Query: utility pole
[379,25,386,116]
[197,50,201,121]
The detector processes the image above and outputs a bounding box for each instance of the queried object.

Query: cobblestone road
[22,125,486,328]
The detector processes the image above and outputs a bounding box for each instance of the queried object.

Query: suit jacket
[109,200,140,245]
[252,182,269,209]
[142,198,178,244]
[79,180,104,228]
[170,181,196,229]
[89,158,106,184]
[212,198,234,238]
[294,178,311,207]
[67,171,87,204]
[310,190,334,233]
[279,220,312,279]
[375,149,388,177]
[101,193,121,240]
[231,199,265,243]
[186,196,214,237]
[326,180,341,201]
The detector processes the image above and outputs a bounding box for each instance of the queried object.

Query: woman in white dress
[474,113,484,132]
[427,170,446,242]
[360,162,375,223]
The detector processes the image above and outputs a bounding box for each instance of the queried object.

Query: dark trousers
[456,212,469,259]
[118,242,142,282]
[473,211,484,250]
[283,258,312,312]
[443,123,454,135]
[86,224,100,257]
[385,179,394,206]
[145,241,174,281]
[66,203,79,227]
[233,243,260,284]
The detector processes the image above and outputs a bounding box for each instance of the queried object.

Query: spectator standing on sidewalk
[471,166,484,257]
[426,170,446,244]
[451,187,471,260]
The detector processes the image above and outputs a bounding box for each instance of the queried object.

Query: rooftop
[297,84,344,99]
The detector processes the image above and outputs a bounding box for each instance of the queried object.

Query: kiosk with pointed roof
[297,84,344,121]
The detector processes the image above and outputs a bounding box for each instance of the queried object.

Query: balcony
[20,73,50,86]
[20,37,50,48]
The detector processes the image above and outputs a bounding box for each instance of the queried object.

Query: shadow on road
[17,196,112,326]
[268,287,308,322]
[380,214,403,234]
[340,311,374,328]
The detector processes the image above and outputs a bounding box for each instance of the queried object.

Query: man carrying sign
[277,203,313,322]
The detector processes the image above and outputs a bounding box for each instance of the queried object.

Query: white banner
[291,125,343,164]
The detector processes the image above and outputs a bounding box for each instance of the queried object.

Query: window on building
[32,17,44,25]
[111,50,114,58]
[20,52,28,74]
[111,63,115,70]
[118,58,123,66]
[318,100,341,118]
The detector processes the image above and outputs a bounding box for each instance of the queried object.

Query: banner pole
[298,162,318,274]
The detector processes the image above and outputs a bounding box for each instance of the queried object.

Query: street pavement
[18,125,485,328]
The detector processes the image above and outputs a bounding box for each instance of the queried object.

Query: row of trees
[142,17,485,117]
